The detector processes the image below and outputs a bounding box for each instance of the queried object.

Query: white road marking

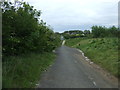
[77,49,82,53]
[93,81,97,86]
[88,76,97,87]
[77,49,94,64]
[62,40,66,45]
[82,53,84,56]
[86,58,90,61]
[52,50,56,53]
[36,84,39,86]
[77,49,85,56]
[90,62,94,64]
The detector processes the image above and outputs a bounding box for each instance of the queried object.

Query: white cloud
[24,0,119,32]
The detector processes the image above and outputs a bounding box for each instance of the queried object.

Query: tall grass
[3,52,56,88]
[66,37,119,77]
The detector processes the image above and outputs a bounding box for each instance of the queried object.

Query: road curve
[37,46,118,88]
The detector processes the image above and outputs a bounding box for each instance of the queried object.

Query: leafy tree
[2,1,60,57]
[91,25,118,38]
[84,30,91,37]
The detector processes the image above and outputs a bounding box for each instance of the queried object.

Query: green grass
[3,52,56,88]
[66,37,119,77]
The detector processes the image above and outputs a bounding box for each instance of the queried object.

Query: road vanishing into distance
[37,42,118,88]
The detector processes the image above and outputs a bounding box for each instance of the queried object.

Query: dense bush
[62,25,119,39]
[2,1,61,57]
[66,38,119,77]
[91,26,119,38]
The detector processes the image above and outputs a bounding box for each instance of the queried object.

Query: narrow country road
[37,45,118,88]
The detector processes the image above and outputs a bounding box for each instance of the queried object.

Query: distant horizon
[9,0,119,33]
[53,25,118,33]
[24,0,118,33]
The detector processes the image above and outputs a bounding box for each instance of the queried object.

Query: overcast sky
[24,0,119,32]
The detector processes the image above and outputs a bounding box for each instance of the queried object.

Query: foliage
[62,25,119,39]
[66,38,119,78]
[2,1,61,57]
[91,26,119,38]
[2,1,61,87]
[84,30,91,37]
[3,52,55,88]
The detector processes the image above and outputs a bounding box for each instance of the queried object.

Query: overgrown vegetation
[64,25,119,78]
[62,26,119,39]
[2,1,61,88]
[3,52,55,88]
[66,37,119,78]
[91,26,119,38]
[2,1,61,57]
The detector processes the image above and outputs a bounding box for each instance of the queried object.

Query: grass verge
[3,52,56,88]
[66,37,119,78]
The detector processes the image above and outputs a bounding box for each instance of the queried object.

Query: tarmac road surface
[37,46,118,88]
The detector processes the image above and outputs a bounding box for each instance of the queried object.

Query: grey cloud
[25,0,119,32]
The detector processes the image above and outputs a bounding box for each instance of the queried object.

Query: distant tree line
[91,26,119,38]
[62,26,119,39]
[2,1,61,57]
